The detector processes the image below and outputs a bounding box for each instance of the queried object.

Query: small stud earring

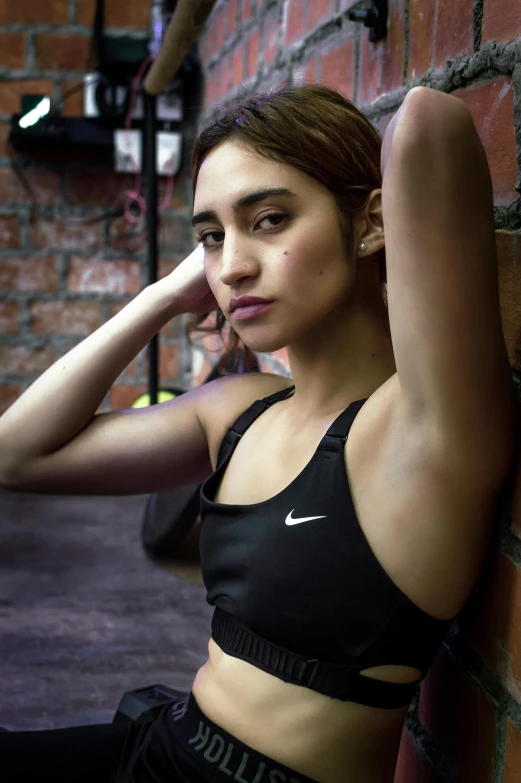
[359,243,367,251]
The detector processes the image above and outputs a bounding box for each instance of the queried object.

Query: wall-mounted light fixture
[348,0,388,43]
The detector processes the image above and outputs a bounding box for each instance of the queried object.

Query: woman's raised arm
[0,245,220,495]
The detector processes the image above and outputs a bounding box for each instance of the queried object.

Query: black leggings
[0,721,135,782]
[0,692,319,783]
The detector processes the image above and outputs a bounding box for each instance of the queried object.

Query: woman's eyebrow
[191,187,297,228]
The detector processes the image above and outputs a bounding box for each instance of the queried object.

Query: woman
[0,84,516,783]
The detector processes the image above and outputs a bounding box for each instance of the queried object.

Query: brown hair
[186,82,387,375]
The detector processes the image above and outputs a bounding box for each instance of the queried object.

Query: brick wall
[0,0,196,414]
[194,1,521,782]
[1,0,521,777]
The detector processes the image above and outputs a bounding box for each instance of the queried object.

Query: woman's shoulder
[197,372,294,466]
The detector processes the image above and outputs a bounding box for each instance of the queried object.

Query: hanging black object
[87,0,149,120]
[89,0,149,80]
[348,0,388,42]
[141,348,259,558]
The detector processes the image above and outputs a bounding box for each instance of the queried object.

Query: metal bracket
[348,0,388,42]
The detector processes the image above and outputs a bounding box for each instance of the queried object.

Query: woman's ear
[355,189,384,254]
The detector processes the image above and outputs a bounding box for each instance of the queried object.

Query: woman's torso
[191,371,495,783]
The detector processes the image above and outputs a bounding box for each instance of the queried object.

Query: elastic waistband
[211,608,418,709]
[166,692,318,783]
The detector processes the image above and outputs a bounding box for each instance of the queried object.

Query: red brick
[264,6,279,64]
[0,300,20,334]
[307,0,335,32]
[198,31,209,63]
[117,356,139,381]
[75,0,96,26]
[216,9,225,49]
[35,34,90,72]
[246,30,259,78]
[65,171,134,208]
[0,384,22,414]
[408,0,474,80]
[205,70,219,106]
[494,230,521,374]
[452,77,517,205]
[104,3,148,28]
[67,257,141,295]
[29,217,102,251]
[0,344,56,376]
[160,315,183,339]
[0,33,26,70]
[358,0,406,104]
[0,215,19,248]
[512,441,521,540]
[0,123,10,157]
[294,58,317,85]
[419,648,497,783]
[109,384,147,411]
[242,0,251,24]
[60,79,85,118]
[434,0,474,69]
[0,0,68,24]
[483,0,521,44]
[320,40,355,100]
[228,0,237,37]
[218,57,230,98]
[158,343,180,379]
[29,300,102,335]
[232,42,244,87]
[0,79,54,116]
[0,169,61,208]
[206,26,217,62]
[77,0,147,27]
[158,257,182,280]
[203,17,218,60]
[393,730,435,783]
[0,257,59,292]
[459,553,521,698]
[107,218,146,255]
[285,0,304,46]
[306,58,317,82]
[504,718,521,783]
[109,300,132,319]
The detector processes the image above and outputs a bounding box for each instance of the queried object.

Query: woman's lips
[232,301,274,321]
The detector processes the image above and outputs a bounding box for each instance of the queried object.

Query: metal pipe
[143,0,217,96]
[142,0,216,403]
[144,90,158,405]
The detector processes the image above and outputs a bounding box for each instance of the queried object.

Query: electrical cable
[8,59,176,252]
[122,54,175,226]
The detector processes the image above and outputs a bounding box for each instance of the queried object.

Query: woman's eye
[198,212,287,248]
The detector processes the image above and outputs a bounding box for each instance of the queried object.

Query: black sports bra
[198,385,455,708]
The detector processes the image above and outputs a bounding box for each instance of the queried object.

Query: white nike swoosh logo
[285,509,327,526]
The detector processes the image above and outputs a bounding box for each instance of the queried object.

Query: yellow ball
[130,390,177,408]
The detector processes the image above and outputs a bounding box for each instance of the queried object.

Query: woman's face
[192,140,357,353]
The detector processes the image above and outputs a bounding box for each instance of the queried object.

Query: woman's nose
[219,236,258,286]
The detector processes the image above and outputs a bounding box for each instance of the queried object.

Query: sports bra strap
[216,385,295,467]
[317,398,368,455]
[216,386,368,467]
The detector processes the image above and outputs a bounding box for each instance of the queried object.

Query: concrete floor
[0,488,211,730]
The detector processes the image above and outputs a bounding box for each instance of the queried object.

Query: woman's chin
[241,336,288,354]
